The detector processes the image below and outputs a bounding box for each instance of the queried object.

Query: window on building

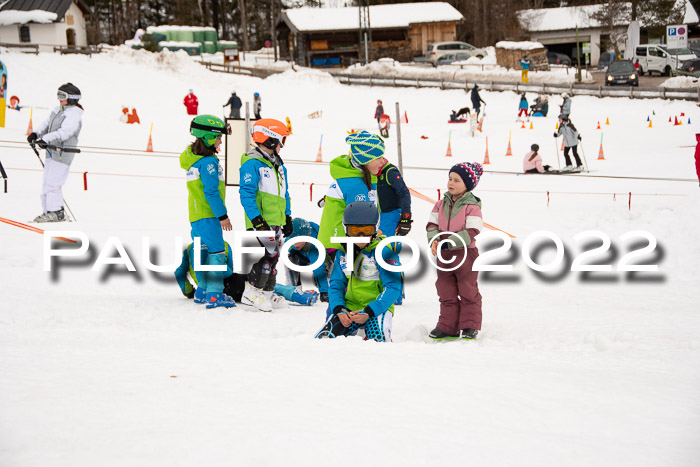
[66,28,76,46]
[19,25,30,43]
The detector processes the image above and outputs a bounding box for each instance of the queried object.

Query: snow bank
[265,67,340,86]
[0,9,57,25]
[496,41,545,50]
[661,76,700,88]
[104,45,203,74]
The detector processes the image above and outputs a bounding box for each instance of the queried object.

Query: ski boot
[270,292,288,309]
[291,289,319,306]
[242,283,272,312]
[429,328,459,341]
[205,292,236,309]
[193,287,207,304]
[461,328,479,340]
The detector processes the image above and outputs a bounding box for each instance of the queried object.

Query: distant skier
[517,93,528,119]
[27,83,83,222]
[471,84,485,117]
[223,91,242,119]
[374,99,384,124]
[523,144,551,173]
[553,114,583,171]
[253,92,262,119]
[519,56,531,83]
[184,89,198,115]
[559,92,571,119]
[695,133,700,186]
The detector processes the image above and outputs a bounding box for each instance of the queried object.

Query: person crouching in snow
[427,162,484,341]
[316,201,402,342]
[27,83,83,222]
[523,144,551,173]
[180,115,235,308]
[239,118,293,312]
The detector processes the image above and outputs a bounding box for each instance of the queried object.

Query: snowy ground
[1,48,699,466]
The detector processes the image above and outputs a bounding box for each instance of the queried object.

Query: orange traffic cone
[605,117,610,125]
[520,120,526,129]
[529,121,534,130]
[648,119,653,128]
[597,142,605,160]
[316,144,323,162]
[669,116,673,123]
[483,137,490,164]
[674,116,679,125]
[505,132,512,157]
[445,140,453,158]
[26,107,33,136]
[477,117,483,132]
[402,111,409,124]
[596,121,601,130]
[146,122,154,152]
[555,122,559,130]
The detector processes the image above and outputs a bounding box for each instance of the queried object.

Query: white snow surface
[0,47,699,467]
[284,2,463,32]
[662,75,700,88]
[0,9,57,25]
[495,40,544,51]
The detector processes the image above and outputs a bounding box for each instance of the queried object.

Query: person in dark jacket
[223,91,242,119]
[374,99,384,124]
[471,84,485,117]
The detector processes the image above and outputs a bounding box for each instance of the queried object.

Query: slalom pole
[0,216,77,243]
[29,143,78,222]
[554,136,561,170]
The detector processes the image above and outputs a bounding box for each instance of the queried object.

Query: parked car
[680,58,700,76]
[597,52,615,70]
[425,41,487,66]
[633,44,695,76]
[605,60,638,86]
[546,51,571,66]
[436,52,472,66]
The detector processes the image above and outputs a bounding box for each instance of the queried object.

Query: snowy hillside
[0,47,699,467]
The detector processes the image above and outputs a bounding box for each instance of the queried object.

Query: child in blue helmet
[284,217,332,302]
[253,92,262,119]
[180,114,235,309]
[316,201,402,342]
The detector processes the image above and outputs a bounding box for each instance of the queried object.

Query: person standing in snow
[519,56,531,83]
[223,91,242,119]
[427,162,484,341]
[316,201,402,342]
[239,118,292,312]
[27,83,83,222]
[695,133,700,187]
[471,84,485,117]
[253,92,262,119]
[554,114,583,171]
[180,114,235,309]
[518,93,529,119]
[184,89,198,115]
[559,92,571,119]
[374,99,384,124]
[523,144,551,173]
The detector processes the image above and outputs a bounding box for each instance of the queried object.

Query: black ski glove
[36,139,48,149]
[27,132,38,144]
[319,292,329,303]
[250,215,271,231]
[396,212,413,236]
[282,215,294,237]
[553,132,558,138]
[578,135,582,141]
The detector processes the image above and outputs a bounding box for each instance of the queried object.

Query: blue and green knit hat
[346,131,385,165]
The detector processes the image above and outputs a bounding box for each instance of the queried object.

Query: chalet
[278,2,464,67]
[0,0,91,53]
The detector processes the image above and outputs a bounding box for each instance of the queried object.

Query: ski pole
[554,136,561,170]
[579,141,590,173]
[30,143,78,222]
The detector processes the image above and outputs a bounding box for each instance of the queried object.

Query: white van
[634,44,696,76]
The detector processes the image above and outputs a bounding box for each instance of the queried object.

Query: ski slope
[0,47,699,467]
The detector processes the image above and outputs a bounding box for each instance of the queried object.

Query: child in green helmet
[179,114,234,309]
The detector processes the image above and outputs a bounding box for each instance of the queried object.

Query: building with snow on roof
[278,2,464,67]
[0,0,90,53]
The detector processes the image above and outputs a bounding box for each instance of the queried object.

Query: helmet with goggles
[190,115,231,147]
[252,118,289,152]
[57,82,81,105]
[343,201,379,238]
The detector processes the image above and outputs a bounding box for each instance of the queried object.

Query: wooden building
[278,2,464,67]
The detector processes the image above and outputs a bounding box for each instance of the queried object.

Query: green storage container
[162,29,172,41]
[181,29,194,43]
[218,40,238,52]
[203,41,217,54]
[204,28,218,42]
[193,29,204,44]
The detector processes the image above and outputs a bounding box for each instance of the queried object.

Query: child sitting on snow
[523,144,551,173]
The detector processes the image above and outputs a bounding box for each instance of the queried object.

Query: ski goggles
[57,91,81,101]
[346,224,376,237]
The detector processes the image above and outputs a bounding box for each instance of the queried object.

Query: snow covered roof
[282,2,464,33]
[496,41,544,50]
[518,0,698,32]
[0,0,90,24]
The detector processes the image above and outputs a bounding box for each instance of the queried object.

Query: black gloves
[184,289,195,299]
[27,132,38,144]
[319,292,329,303]
[250,215,271,231]
[578,135,582,141]
[282,215,294,237]
[36,140,48,149]
[553,132,558,138]
[396,212,412,236]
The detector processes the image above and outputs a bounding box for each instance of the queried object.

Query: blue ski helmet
[346,131,385,165]
[343,201,379,227]
[254,92,260,97]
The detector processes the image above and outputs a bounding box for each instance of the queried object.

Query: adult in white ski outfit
[27,83,83,222]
